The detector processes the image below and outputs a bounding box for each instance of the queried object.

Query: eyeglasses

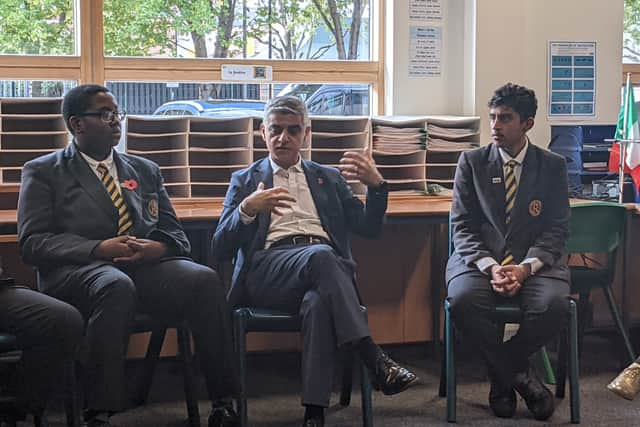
[78,110,127,123]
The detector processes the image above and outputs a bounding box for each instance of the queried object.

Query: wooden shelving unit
[311,116,369,194]
[0,101,480,199]
[126,116,190,197]
[371,116,428,194]
[0,98,67,184]
[425,115,480,189]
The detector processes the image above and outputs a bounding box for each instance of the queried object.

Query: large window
[0,0,75,55]
[103,1,370,60]
[0,1,383,113]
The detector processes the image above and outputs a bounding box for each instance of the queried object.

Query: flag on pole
[608,74,640,190]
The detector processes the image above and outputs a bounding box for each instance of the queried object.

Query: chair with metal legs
[232,307,374,427]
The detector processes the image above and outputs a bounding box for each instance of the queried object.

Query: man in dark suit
[0,272,83,423]
[446,83,570,421]
[17,84,238,427]
[212,95,417,427]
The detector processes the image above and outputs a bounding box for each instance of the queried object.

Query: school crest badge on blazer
[148,199,159,217]
[529,199,542,217]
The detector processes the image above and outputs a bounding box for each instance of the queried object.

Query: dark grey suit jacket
[17,142,191,291]
[446,142,570,283]
[211,157,388,307]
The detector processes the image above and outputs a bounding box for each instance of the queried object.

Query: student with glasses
[17,84,240,427]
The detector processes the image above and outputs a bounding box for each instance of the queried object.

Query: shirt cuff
[238,202,257,225]
[475,257,498,275]
[521,257,544,275]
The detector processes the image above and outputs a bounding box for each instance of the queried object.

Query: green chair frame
[564,201,636,364]
[233,307,374,427]
[438,214,581,423]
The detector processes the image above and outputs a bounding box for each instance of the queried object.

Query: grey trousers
[45,258,238,412]
[0,284,83,413]
[246,243,370,407]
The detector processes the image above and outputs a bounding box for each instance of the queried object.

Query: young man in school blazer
[17,84,239,427]
[446,83,570,421]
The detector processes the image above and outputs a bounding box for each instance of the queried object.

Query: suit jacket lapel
[507,144,538,240]
[253,158,273,247]
[303,160,332,231]
[487,144,507,235]
[65,143,117,216]
[114,152,142,223]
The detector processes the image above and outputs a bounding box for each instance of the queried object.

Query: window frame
[0,0,385,114]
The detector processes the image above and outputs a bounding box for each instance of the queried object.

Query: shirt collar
[498,137,529,166]
[77,144,115,170]
[269,155,303,175]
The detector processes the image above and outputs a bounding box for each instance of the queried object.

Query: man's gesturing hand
[241,182,296,216]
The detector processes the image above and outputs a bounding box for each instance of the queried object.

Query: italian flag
[608,74,640,190]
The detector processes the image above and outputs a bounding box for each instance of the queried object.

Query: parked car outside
[151,84,370,118]
[153,99,266,117]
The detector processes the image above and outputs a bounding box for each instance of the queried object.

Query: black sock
[304,404,325,421]
[356,336,383,371]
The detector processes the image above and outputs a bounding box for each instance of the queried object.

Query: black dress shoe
[302,417,324,427]
[84,412,111,427]
[372,353,418,395]
[208,405,239,427]
[513,367,555,421]
[489,380,516,418]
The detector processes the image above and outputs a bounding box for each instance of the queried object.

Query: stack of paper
[373,125,427,153]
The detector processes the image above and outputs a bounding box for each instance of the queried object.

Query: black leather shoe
[208,405,239,427]
[84,411,111,427]
[489,380,516,418]
[513,367,555,421]
[372,353,418,395]
[302,417,324,427]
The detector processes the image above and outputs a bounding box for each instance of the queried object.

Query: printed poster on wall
[409,26,442,77]
[548,41,596,119]
[409,0,442,21]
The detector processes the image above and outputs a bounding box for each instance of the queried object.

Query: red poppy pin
[317,177,324,185]
[121,179,138,191]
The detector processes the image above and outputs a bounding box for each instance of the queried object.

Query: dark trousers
[0,285,83,413]
[447,271,569,388]
[46,258,238,412]
[246,243,370,407]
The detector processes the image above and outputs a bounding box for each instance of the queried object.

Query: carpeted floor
[40,333,640,427]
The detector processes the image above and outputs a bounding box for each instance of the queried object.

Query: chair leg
[576,293,590,358]
[438,319,447,398]
[358,357,374,427]
[602,285,636,364]
[233,312,248,427]
[340,350,354,407]
[539,346,556,385]
[33,414,48,427]
[64,359,82,427]
[133,327,167,405]
[568,300,580,424]
[177,323,200,427]
[555,325,568,399]
[444,300,456,423]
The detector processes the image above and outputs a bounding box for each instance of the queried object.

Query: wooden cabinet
[0,98,67,184]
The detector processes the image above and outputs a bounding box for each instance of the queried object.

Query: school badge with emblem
[529,199,542,217]
[148,199,159,217]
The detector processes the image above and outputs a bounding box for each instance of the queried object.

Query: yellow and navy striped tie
[97,163,133,236]
[501,160,518,265]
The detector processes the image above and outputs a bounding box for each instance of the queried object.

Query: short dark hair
[488,83,537,121]
[62,84,110,134]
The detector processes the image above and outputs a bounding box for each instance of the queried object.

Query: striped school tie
[501,160,518,265]
[97,163,133,236]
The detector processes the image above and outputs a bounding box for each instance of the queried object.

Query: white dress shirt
[239,156,330,248]
[475,139,544,275]
[79,147,121,192]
